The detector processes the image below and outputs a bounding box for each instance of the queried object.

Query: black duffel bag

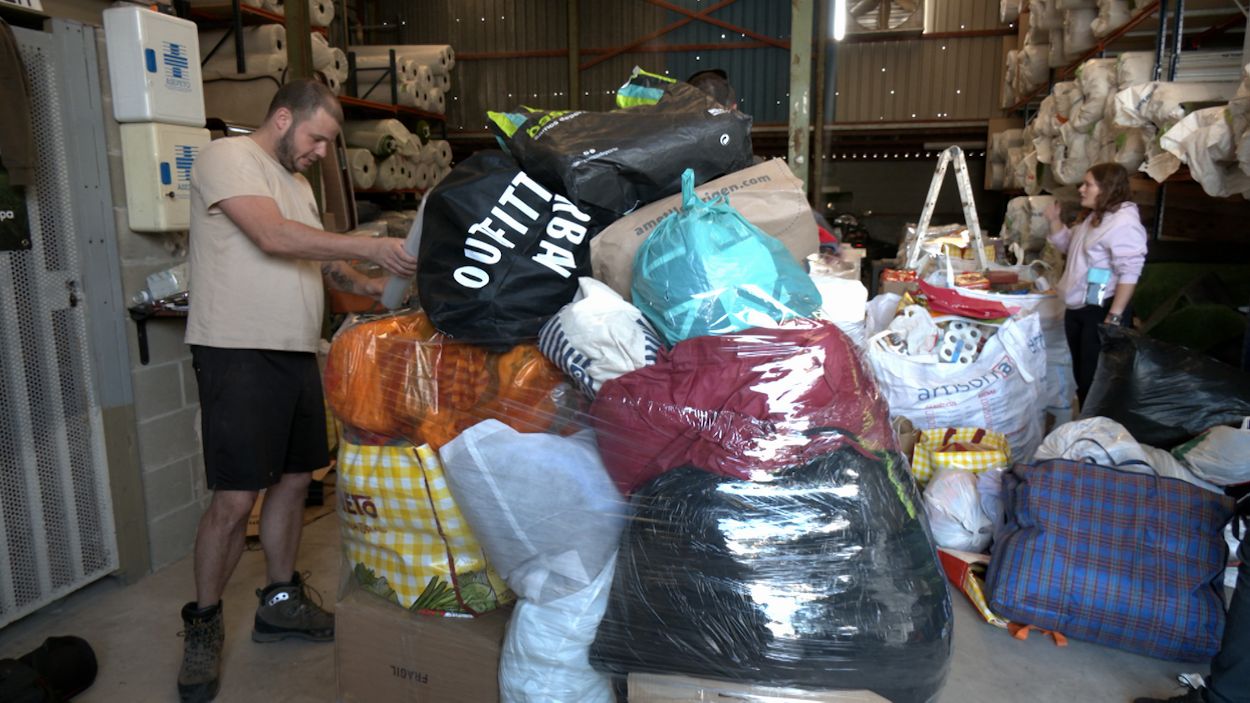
[488,81,754,227]
[416,150,598,349]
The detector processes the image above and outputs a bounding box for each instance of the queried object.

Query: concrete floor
[0,510,1201,703]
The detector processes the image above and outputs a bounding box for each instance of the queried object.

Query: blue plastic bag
[631,169,820,345]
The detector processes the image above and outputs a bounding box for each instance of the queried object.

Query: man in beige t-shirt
[177,80,417,703]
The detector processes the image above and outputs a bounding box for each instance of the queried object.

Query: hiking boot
[252,572,334,643]
[177,602,224,703]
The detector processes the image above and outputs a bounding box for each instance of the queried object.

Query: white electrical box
[119,123,210,233]
[103,6,205,127]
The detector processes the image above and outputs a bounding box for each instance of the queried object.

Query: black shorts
[192,346,330,491]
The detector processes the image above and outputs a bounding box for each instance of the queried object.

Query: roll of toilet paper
[346,148,377,190]
[414,161,434,191]
[309,0,335,26]
[435,72,450,91]
[201,51,288,80]
[343,120,409,156]
[262,0,284,15]
[375,155,404,191]
[432,164,451,189]
[328,48,348,81]
[200,25,285,61]
[325,72,343,95]
[350,45,454,75]
[426,86,445,115]
[396,134,423,161]
[428,139,452,168]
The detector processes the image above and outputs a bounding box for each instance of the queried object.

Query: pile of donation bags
[902,325,1249,663]
[325,71,954,702]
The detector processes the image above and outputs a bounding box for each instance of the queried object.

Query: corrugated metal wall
[376,0,1006,129]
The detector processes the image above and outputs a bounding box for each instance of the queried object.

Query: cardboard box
[335,588,509,703]
[628,673,890,702]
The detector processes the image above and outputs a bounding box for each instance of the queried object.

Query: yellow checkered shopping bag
[910,427,1010,486]
[337,439,514,615]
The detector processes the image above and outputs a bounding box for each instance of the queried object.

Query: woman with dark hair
[1043,163,1148,404]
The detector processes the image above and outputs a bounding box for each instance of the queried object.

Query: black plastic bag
[1082,326,1250,447]
[590,444,952,703]
[0,636,97,702]
[488,82,754,227]
[416,150,598,348]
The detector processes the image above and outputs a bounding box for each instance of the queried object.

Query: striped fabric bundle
[987,458,1234,661]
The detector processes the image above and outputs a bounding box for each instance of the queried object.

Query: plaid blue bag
[985,458,1235,662]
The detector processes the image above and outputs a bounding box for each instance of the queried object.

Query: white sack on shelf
[1019,151,1043,195]
[1048,28,1068,68]
[1030,0,1062,30]
[1062,7,1098,55]
[1116,51,1155,89]
[1017,44,1051,93]
[1000,195,1056,257]
[1035,95,1060,137]
[1003,51,1020,109]
[262,0,283,15]
[1160,106,1250,198]
[1053,121,1094,184]
[1002,0,1022,23]
[1229,64,1250,135]
[1114,81,1241,130]
[199,25,284,61]
[1092,0,1131,38]
[1072,58,1116,129]
[1007,146,1027,189]
[345,148,376,190]
[1053,80,1084,121]
[309,0,334,26]
[1055,0,1096,8]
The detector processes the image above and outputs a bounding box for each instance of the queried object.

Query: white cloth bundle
[1063,7,1098,56]
[1160,106,1250,197]
[309,0,334,27]
[201,51,287,80]
[1055,0,1096,7]
[199,25,285,61]
[1092,0,1131,37]
[1019,151,1043,195]
[345,148,377,190]
[1034,95,1060,137]
[1003,51,1020,108]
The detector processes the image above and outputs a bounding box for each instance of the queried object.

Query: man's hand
[359,276,386,298]
[369,238,418,278]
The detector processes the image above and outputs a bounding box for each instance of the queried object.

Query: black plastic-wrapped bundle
[590,443,952,703]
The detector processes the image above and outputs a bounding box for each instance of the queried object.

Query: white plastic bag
[1034,417,1221,493]
[1159,106,1250,198]
[499,559,616,703]
[1171,418,1250,486]
[867,313,1048,463]
[923,470,993,553]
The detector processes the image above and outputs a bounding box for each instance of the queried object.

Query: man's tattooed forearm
[322,263,361,294]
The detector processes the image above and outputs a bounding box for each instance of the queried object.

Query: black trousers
[1064,302,1132,405]
[1206,535,1249,703]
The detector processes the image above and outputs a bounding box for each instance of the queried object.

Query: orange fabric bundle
[324,311,574,448]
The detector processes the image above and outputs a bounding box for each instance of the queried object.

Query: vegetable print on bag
[337,440,513,615]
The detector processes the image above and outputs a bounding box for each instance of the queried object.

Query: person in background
[177,79,417,703]
[687,68,738,111]
[1043,162,1147,405]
